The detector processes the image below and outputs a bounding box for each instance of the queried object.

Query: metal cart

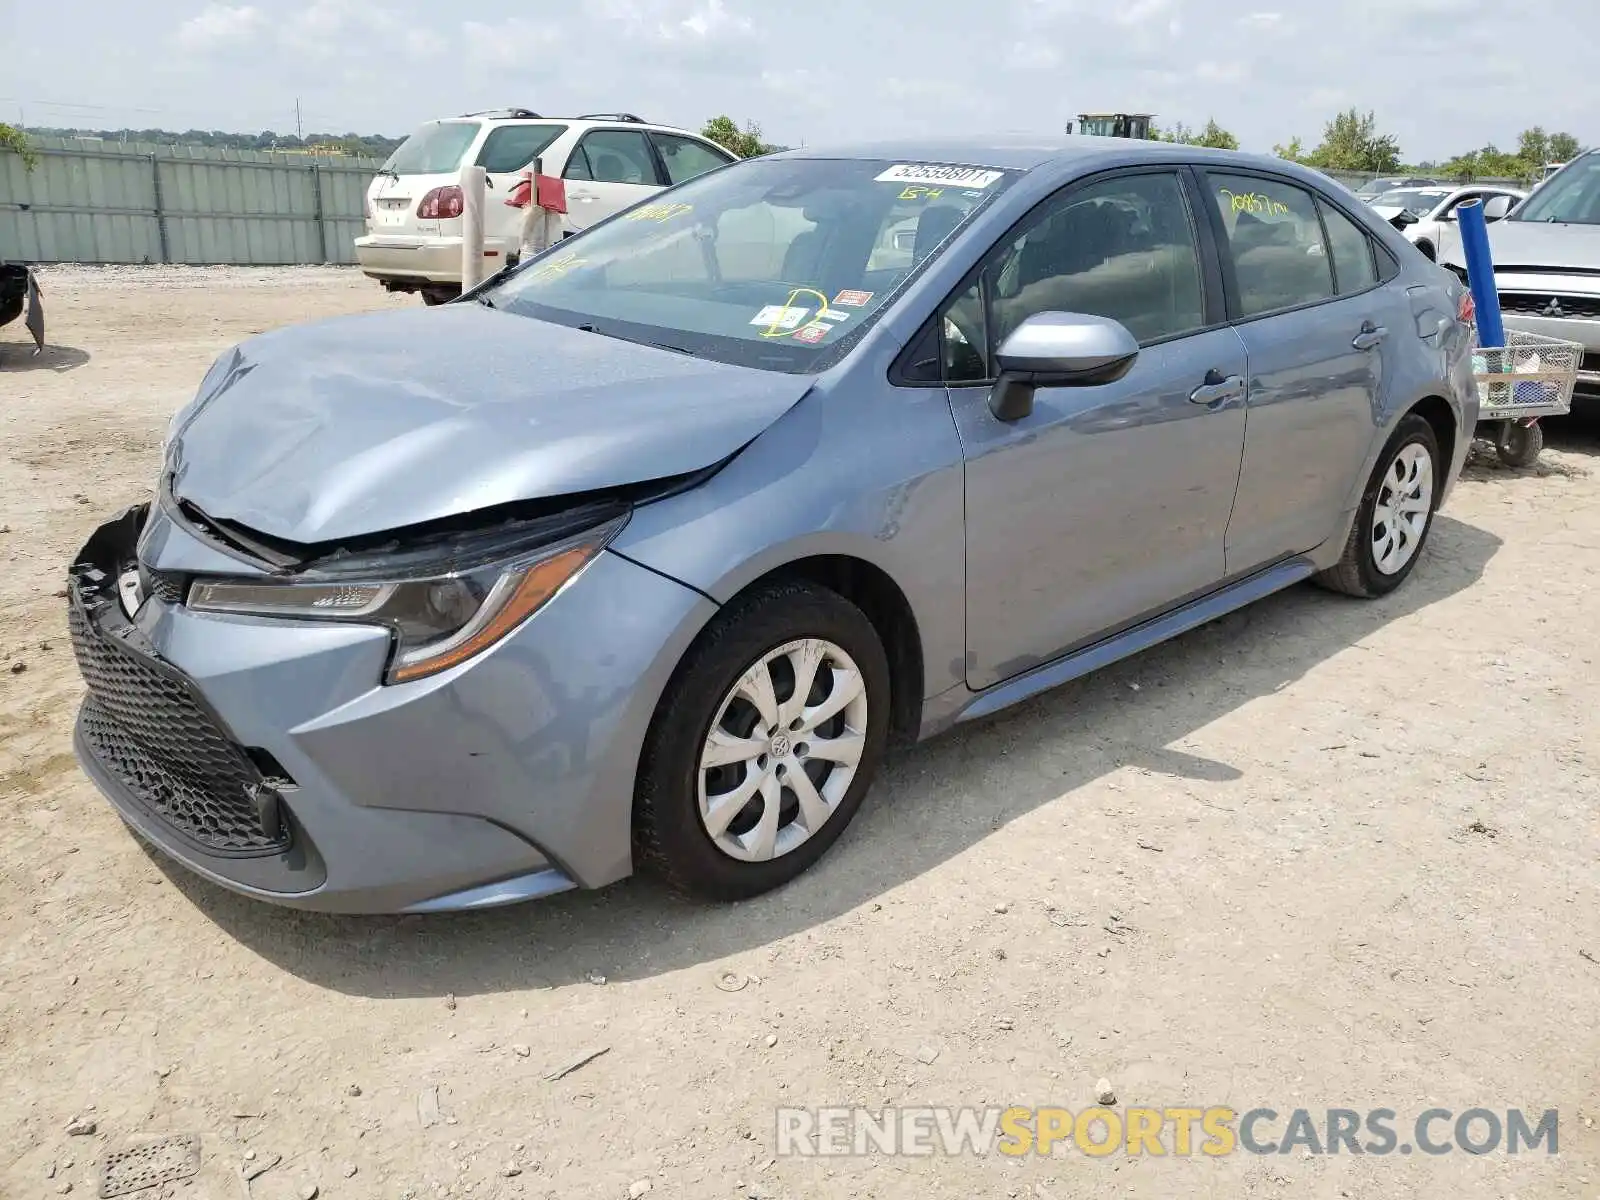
[1473,330,1582,467]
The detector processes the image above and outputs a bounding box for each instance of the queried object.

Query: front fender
[611,375,969,704]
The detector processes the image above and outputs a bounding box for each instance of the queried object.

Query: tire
[1315,413,1442,598]
[1496,420,1543,468]
[634,581,892,901]
[1415,240,1436,261]
[421,285,459,307]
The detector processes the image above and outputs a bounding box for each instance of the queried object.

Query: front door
[560,128,664,232]
[950,169,1249,689]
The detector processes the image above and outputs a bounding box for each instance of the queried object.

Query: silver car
[1436,149,1600,411]
[68,139,1478,913]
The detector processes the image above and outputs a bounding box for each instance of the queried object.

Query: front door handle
[1189,370,1245,406]
[1352,323,1388,351]
[568,190,599,202]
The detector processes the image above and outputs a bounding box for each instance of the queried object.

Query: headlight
[188,516,624,683]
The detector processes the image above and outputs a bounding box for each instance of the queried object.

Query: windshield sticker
[528,251,586,281]
[877,164,1004,190]
[1220,188,1290,217]
[897,185,946,202]
[751,304,812,332]
[833,289,873,307]
[625,202,693,223]
[792,324,829,344]
[815,306,851,322]
[756,288,831,337]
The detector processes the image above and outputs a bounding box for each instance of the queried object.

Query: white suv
[355,110,737,304]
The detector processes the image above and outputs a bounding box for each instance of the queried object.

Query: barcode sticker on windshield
[751,305,810,330]
[876,164,1004,190]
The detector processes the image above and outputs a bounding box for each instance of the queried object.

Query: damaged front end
[0,261,44,354]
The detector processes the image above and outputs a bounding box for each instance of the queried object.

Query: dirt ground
[2,266,1597,1200]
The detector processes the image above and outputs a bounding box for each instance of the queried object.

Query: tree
[0,122,37,170]
[1548,131,1584,163]
[701,115,771,159]
[1516,126,1550,171]
[1272,136,1307,163]
[1151,119,1238,149]
[1305,108,1402,173]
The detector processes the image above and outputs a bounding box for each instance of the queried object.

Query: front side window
[653,133,734,184]
[1209,173,1334,317]
[476,124,568,174]
[489,157,1016,372]
[987,171,1206,350]
[565,130,660,185]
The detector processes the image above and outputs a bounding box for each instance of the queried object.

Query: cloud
[1007,41,1062,69]
[1241,11,1283,28]
[674,0,751,40]
[176,4,263,50]
[1110,0,1175,27]
[461,17,561,66]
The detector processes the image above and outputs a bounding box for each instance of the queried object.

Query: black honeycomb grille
[143,568,188,606]
[68,596,287,855]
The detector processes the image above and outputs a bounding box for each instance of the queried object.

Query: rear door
[560,128,665,230]
[1203,170,1408,571]
[473,123,570,246]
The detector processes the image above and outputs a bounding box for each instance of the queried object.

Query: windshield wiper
[475,294,495,309]
[375,167,399,181]
[577,322,693,356]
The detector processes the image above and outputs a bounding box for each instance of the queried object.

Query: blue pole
[1457,198,1505,348]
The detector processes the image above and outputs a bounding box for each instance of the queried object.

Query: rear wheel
[634,581,891,901]
[1316,414,1441,598]
[421,285,459,307]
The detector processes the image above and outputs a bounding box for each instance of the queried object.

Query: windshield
[487,156,1018,372]
[1515,155,1600,223]
[1372,188,1450,215]
[383,121,481,175]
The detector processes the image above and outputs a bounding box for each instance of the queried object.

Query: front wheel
[1315,413,1441,598]
[634,581,891,901]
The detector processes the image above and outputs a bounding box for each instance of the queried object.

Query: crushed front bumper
[66,501,715,913]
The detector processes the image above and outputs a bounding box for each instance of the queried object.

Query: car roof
[774,135,1312,177]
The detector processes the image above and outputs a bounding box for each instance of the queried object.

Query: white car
[355,109,737,304]
[1367,184,1526,261]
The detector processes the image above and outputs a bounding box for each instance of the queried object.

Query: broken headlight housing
[188,513,626,684]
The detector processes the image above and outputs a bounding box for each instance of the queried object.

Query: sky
[4,0,1599,163]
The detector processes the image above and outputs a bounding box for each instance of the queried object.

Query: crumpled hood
[1436,220,1600,275]
[168,305,814,544]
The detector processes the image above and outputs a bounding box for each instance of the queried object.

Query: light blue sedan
[68,137,1477,912]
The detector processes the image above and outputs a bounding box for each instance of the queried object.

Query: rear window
[383,122,482,174]
[476,124,568,174]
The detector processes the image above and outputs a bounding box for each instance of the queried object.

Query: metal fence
[0,136,382,265]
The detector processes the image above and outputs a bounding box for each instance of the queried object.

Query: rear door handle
[1189,371,1245,406]
[1353,324,1388,350]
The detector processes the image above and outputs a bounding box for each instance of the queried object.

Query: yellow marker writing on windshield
[762,287,831,338]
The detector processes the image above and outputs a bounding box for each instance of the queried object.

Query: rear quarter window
[476,124,568,174]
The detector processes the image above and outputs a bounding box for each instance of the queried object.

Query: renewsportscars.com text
[776,1106,1559,1158]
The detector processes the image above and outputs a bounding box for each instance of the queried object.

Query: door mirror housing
[1483,194,1514,221]
[1389,209,1420,229]
[989,312,1140,421]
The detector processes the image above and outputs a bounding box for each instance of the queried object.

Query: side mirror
[989,312,1140,421]
[1483,195,1514,221]
[1390,210,1420,229]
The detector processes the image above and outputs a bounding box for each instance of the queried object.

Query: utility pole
[295,98,303,140]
